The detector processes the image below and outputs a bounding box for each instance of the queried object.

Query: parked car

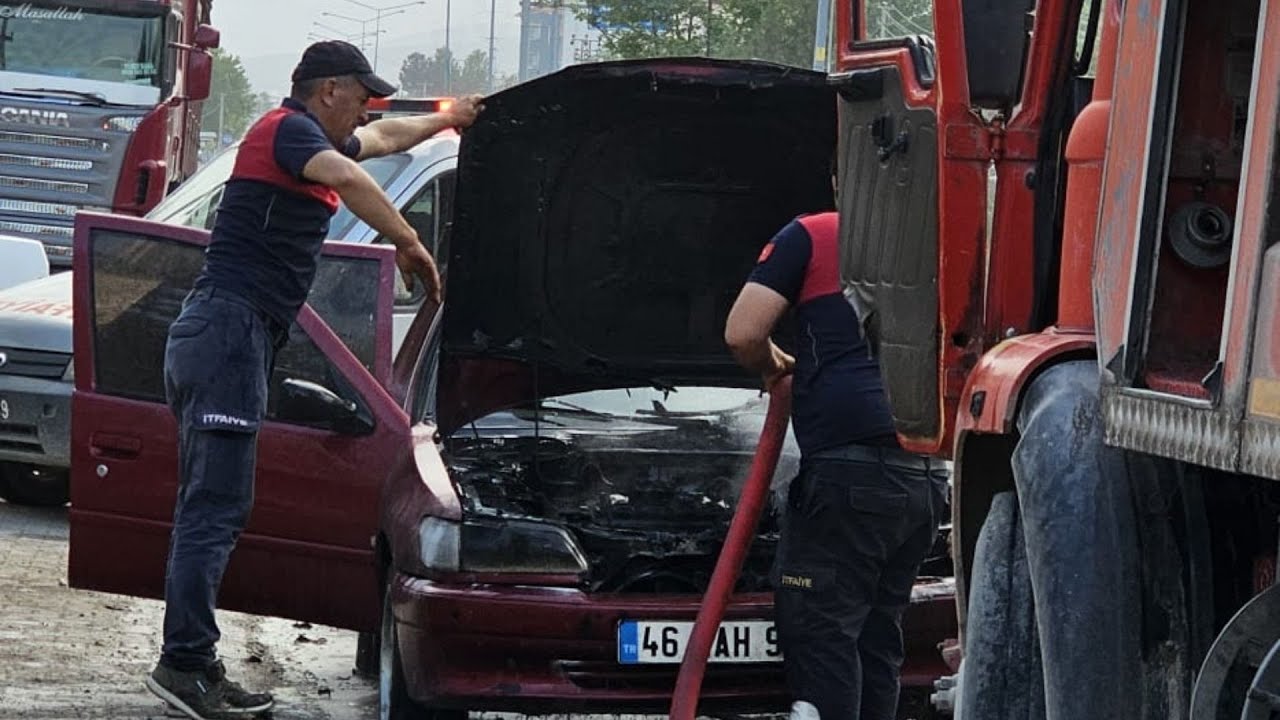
[67,59,956,717]
[0,131,458,506]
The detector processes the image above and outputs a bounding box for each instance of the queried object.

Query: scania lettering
[0,0,219,267]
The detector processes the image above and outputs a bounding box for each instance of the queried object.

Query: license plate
[617,620,781,664]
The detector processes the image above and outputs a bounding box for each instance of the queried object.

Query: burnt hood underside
[440,59,836,433]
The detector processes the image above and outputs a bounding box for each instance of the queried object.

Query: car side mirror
[187,48,213,102]
[279,378,374,435]
[193,24,221,50]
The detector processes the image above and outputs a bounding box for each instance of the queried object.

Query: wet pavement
[0,500,782,720]
[0,499,375,720]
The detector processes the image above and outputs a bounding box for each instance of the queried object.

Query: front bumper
[0,375,71,468]
[390,573,956,713]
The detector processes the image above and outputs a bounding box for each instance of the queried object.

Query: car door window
[377,169,457,307]
[88,229,378,428]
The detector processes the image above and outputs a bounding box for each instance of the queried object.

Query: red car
[68,59,956,718]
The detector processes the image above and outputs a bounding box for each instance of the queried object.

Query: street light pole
[322,11,372,53]
[488,0,496,92]
[444,0,452,94]
[338,0,426,75]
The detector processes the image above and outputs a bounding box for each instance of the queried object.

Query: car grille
[0,348,71,379]
[0,422,41,453]
[557,660,784,694]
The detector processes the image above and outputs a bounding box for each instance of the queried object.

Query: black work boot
[146,659,274,719]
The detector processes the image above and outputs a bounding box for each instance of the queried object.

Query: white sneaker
[790,700,821,720]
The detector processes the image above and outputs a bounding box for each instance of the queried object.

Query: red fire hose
[669,377,792,720]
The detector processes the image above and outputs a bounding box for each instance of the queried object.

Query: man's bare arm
[302,149,441,302]
[725,282,795,389]
[354,95,483,160]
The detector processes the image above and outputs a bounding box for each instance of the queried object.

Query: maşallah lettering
[0,4,85,21]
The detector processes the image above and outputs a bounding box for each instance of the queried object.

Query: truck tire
[959,491,1044,720]
[961,360,1210,720]
[0,463,69,507]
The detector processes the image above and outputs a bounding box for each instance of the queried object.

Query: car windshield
[0,5,168,105]
[537,386,766,420]
[147,148,415,237]
[330,153,413,237]
[146,146,239,224]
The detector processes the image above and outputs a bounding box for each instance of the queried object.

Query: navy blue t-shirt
[195,98,362,329]
[748,212,897,455]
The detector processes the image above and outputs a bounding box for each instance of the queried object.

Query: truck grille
[0,114,128,258]
[0,348,72,380]
[0,220,73,239]
[0,130,104,152]
[0,199,80,218]
[0,174,89,195]
[0,153,92,172]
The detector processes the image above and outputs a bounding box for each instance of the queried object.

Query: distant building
[519,1,602,82]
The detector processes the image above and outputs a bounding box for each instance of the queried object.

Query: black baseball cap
[292,40,398,98]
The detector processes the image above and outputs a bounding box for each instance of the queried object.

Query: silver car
[0,133,459,506]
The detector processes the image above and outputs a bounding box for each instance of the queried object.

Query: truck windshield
[0,5,166,105]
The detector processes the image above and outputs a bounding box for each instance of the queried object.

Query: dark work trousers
[773,443,948,720]
[159,286,285,671]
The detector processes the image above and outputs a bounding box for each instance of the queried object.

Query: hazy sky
[211,0,526,96]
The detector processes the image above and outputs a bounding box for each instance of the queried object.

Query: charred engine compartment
[444,428,780,594]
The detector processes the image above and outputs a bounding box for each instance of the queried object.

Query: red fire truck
[0,0,218,267]
[831,0,1280,714]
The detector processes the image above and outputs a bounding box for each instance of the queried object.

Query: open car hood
[439,59,836,433]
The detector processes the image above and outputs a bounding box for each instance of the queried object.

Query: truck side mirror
[193,24,220,50]
[187,48,213,102]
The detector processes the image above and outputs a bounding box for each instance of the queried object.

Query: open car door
[833,0,1031,455]
[68,212,406,633]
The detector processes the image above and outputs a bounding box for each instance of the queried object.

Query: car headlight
[418,516,588,575]
[62,360,73,383]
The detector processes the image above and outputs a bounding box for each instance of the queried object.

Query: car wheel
[0,464,69,507]
[380,580,466,720]
[356,630,379,679]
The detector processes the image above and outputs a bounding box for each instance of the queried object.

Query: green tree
[581,0,709,59]
[398,48,459,96]
[201,49,257,141]
[399,51,433,96]
[579,0,933,66]
[400,48,499,95]
[455,50,491,94]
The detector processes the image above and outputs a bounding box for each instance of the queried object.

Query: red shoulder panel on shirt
[230,108,340,213]
[796,212,841,304]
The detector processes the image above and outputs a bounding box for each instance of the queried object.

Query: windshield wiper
[538,397,614,419]
[12,87,109,106]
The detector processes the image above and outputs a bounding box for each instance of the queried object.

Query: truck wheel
[0,464,69,507]
[1190,582,1280,719]
[960,360,1210,720]
[958,491,1044,719]
[380,580,466,720]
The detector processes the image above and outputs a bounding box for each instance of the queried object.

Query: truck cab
[0,0,218,267]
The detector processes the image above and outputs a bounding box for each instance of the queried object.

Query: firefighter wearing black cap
[144,41,483,720]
